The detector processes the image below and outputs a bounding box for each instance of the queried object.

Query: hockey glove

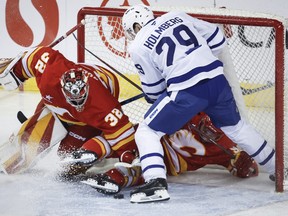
[228,151,259,178]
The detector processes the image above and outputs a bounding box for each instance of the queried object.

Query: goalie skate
[60,150,98,167]
[130,178,170,203]
[81,176,120,195]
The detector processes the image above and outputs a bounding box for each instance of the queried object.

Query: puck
[113,193,124,199]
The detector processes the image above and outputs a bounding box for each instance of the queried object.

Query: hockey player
[83,112,258,199]
[0,46,139,181]
[122,4,275,203]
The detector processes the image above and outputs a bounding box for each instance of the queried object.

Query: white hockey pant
[134,122,167,181]
[221,119,275,174]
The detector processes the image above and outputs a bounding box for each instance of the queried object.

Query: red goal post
[76,7,287,192]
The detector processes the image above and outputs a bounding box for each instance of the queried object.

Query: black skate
[269,169,288,182]
[130,178,170,203]
[81,174,121,195]
[269,174,275,182]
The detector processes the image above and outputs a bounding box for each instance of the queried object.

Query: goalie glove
[0,52,24,90]
[227,151,259,178]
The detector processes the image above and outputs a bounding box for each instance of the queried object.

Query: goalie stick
[17,110,28,124]
[49,19,86,48]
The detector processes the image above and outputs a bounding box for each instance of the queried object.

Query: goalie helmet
[122,4,154,41]
[60,68,89,112]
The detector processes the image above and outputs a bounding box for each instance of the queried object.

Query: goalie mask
[60,68,89,112]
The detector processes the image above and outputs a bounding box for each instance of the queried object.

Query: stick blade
[17,111,27,123]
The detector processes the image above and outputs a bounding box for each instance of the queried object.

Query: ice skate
[130,178,170,203]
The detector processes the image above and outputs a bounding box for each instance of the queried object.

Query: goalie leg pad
[0,107,67,174]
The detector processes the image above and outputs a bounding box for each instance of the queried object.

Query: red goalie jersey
[12,46,137,161]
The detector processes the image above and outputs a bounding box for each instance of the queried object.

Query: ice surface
[1,91,288,216]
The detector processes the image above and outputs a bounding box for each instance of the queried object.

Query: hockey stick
[49,19,86,48]
[189,123,235,159]
[241,81,274,96]
[17,111,28,123]
[120,93,145,106]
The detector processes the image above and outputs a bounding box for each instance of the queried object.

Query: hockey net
[76,7,287,192]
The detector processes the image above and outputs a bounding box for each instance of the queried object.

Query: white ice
[1,90,288,216]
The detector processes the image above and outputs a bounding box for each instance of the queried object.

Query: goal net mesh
[76,7,287,191]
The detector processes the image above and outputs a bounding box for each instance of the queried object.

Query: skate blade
[59,154,96,165]
[130,189,170,203]
[81,178,119,193]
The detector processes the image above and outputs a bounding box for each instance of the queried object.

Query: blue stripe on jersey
[141,78,165,87]
[145,88,166,97]
[142,164,166,173]
[140,152,164,161]
[166,60,223,86]
[210,37,226,50]
[207,27,219,43]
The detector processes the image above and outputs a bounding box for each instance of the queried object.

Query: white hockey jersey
[128,11,226,100]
